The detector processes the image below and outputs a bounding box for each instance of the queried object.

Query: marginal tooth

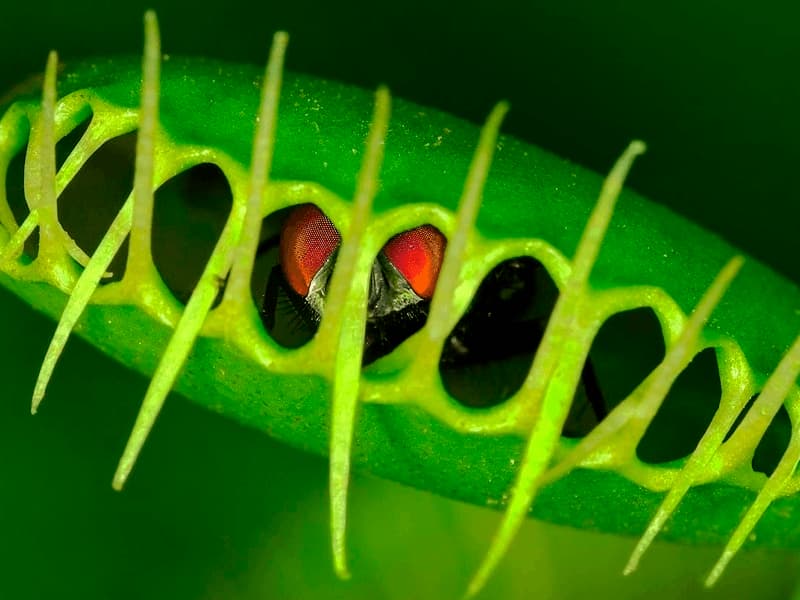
[221,32,289,311]
[570,141,647,284]
[542,256,744,489]
[7,50,70,273]
[32,88,188,412]
[517,141,647,426]
[704,333,800,586]
[618,257,744,573]
[323,86,391,581]
[55,117,127,276]
[31,193,133,414]
[721,341,800,464]
[423,101,509,349]
[29,51,58,261]
[113,23,289,490]
[705,431,800,587]
[123,10,161,288]
[465,141,646,600]
[108,8,162,488]
[25,51,83,273]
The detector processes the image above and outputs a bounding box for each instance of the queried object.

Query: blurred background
[0,0,798,598]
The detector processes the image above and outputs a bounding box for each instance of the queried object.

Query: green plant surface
[5,44,800,543]
[1,286,797,600]
[0,2,798,600]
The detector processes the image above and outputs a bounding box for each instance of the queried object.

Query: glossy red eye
[382,225,446,299]
[279,204,341,297]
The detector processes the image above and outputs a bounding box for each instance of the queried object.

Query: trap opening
[724,394,792,477]
[58,129,134,281]
[438,256,558,409]
[55,109,93,172]
[5,134,37,260]
[637,347,722,464]
[753,401,791,477]
[563,306,665,438]
[151,162,233,305]
[5,109,97,263]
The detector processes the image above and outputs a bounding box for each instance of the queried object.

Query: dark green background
[0,1,798,598]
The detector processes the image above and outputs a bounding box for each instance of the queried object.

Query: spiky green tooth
[543,256,743,492]
[31,92,168,412]
[123,11,160,286]
[377,101,511,426]
[465,141,646,599]
[113,20,290,490]
[320,86,391,580]
[422,101,509,352]
[720,339,800,466]
[27,51,58,261]
[705,334,800,586]
[221,32,289,313]
[52,102,137,277]
[31,195,132,414]
[0,79,130,275]
[17,51,82,289]
[109,9,162,488]
[4,51,69,288]
[612,256,744,573]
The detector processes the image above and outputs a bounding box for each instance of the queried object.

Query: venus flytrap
[1,10,800,597]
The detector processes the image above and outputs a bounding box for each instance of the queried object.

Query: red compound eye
[382,225,446,299]
[280,204,341,297]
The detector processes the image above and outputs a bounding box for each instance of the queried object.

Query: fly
[260,204,606,434]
